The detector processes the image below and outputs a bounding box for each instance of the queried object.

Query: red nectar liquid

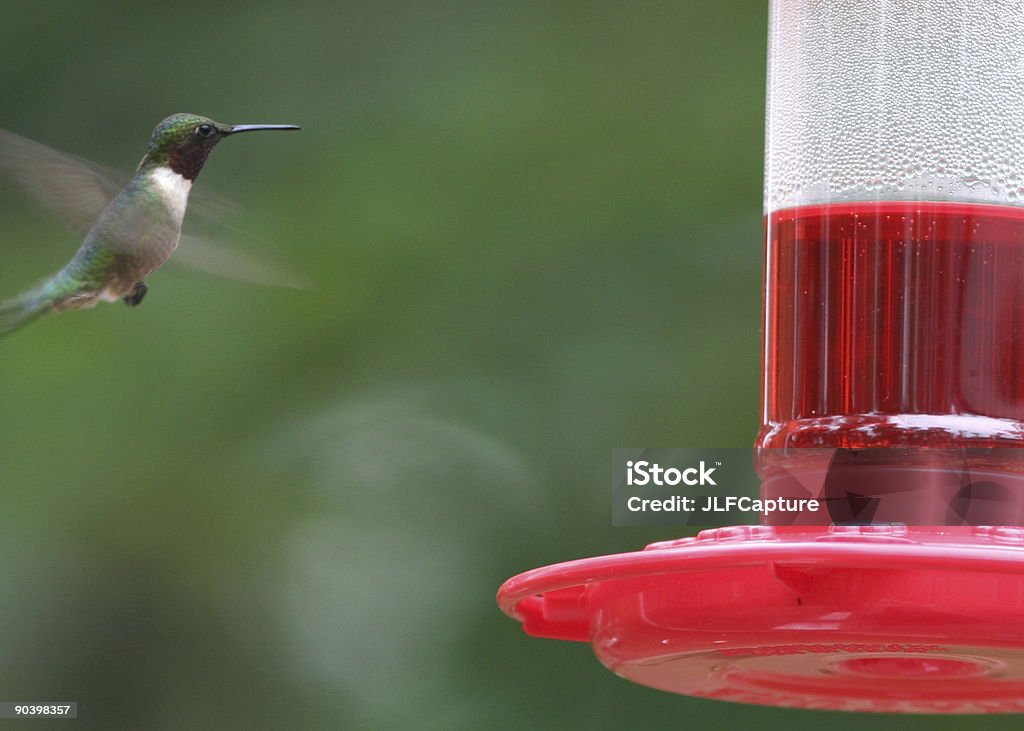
[760,201,1024,450]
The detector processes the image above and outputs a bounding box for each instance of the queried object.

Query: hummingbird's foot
[123,282,148,307]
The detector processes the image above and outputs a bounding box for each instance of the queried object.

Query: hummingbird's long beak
[227,124,301,134]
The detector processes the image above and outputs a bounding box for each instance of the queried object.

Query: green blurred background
[0,2,1011,729]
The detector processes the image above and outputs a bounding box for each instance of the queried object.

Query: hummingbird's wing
[0,128,121,235]
[0,128,309,288]
[176,232,313,290]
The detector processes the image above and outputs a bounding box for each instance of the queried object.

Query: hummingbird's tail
[0,278,60,337]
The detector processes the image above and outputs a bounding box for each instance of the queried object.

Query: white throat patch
[149,166,193,222]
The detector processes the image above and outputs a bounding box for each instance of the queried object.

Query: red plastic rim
[498,526,1024,713]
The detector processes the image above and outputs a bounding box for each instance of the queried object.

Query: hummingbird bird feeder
[498,2,1024,713]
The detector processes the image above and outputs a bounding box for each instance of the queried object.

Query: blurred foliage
[0,1,1013,729]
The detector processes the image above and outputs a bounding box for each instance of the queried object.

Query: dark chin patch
[167,146,213,181]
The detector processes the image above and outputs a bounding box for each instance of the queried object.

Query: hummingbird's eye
[196,124,214,138]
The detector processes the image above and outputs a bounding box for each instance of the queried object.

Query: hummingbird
[0,113,300,337]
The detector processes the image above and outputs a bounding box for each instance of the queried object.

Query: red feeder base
[497,526,1024,713]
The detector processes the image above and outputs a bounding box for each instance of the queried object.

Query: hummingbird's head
[140,113,300,181]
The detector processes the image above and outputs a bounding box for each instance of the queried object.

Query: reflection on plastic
[759,448,1024,526]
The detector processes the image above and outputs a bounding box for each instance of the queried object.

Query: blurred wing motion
[0,128,121,235]
[177,233,313,290]
[0,128,306,288]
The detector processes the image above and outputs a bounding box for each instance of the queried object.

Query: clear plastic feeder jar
[759,1,1024,453]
